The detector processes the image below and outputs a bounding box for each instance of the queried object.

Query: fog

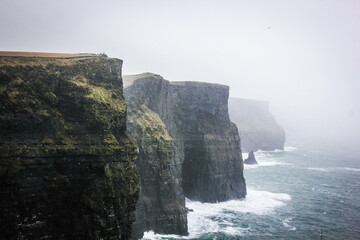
[1,0,359,152]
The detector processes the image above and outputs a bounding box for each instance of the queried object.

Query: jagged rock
[228,98,285,152]
[124,73,246,238]
[0,55,140,239]
[244,151,258,165]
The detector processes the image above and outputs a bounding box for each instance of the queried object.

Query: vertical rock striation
[124,73,246,238]
[171,82,246,202]
[126,104,188,239]
[125,74,188,239]
[229,97,285,152]
[0,55,140,239]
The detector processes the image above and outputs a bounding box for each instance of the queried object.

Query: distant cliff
[0,55,140,239]
[124,73,246,238]
[228,98,285,152]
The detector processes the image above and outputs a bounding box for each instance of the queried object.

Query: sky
[1,0,359,151]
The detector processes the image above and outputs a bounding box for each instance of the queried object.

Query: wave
[244,161,291,169]
[284,146,298,152]
[141,231,189,240]
[248,146,297,154]
[306,167,329,172]
[282,218,296,231]
[343,167,360,172]
[272,146,298,153]
[306,167,360,172]
[142,189,291,239]
[243,152,292,169]
[260,161,291,166]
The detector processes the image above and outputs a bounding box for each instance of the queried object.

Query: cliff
[124,73,246,238]
[126,104,187,239]
[228,98,285,152]
[0,55,140,239]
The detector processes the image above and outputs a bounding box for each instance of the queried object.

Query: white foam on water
[244,161,291,169]
[274,149,283,152]
[141,231,183,240]
[259,161,291,167]
[342,167,360,172]
[284,146,298,152]
[243,152,292,169]
[142,189,291,239]
[306,167,330,172]
[306,167,360,172]
[247,146,297,154]
[244,164,260,169]
[282,218,296,231]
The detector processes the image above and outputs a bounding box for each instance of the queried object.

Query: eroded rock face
[229,98,286,152]
[127,104,188,239]
[171,82,246,202]
[0,56,140,239]
[124,73,246,238]
[244,151,258,165]
[125,75,188,239]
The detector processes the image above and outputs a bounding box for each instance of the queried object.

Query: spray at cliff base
[142,144,360,240]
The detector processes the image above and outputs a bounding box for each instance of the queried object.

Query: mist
[1,0,359,153]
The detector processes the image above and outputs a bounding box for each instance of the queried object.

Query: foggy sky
[1,0,359,151]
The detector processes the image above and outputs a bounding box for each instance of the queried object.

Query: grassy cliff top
[123,72,164,88]
[170,80,228,89]
[0,51,99,58]
[0,53,132,158]
[0,52,113,67]
[123,72,228,89]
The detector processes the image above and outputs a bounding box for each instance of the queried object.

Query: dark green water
[143,142,360,240]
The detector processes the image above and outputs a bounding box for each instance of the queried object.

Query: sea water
[143,142,360,240]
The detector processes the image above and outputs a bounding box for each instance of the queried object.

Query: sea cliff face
[124,73,246,238]
[171,82,246,202]
[126,104,188,239]
[229,97,285,152]
[0,56,140,239]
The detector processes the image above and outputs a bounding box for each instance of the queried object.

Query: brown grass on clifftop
[0,51,97,58]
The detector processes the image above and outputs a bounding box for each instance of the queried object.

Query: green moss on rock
[126,104,188,239]
[0,56,140,240]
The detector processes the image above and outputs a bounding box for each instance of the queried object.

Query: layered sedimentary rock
[172,82,246,202]
[124,73,246,238]
[0,55,140,239]
[229,98,285,152]
[127,104,187,239]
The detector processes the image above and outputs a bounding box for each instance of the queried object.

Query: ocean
[142,141,360,240]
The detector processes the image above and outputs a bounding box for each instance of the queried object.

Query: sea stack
[244,151,258,165]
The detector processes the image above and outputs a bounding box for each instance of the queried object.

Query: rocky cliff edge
[124,73,246,238]
[0,55,140,239]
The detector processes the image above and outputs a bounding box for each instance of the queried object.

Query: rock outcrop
[244,151,258,165]
[0,55,140,239]
[127,104,188,239]
[124,73,246,238]
[229,98,285,152]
